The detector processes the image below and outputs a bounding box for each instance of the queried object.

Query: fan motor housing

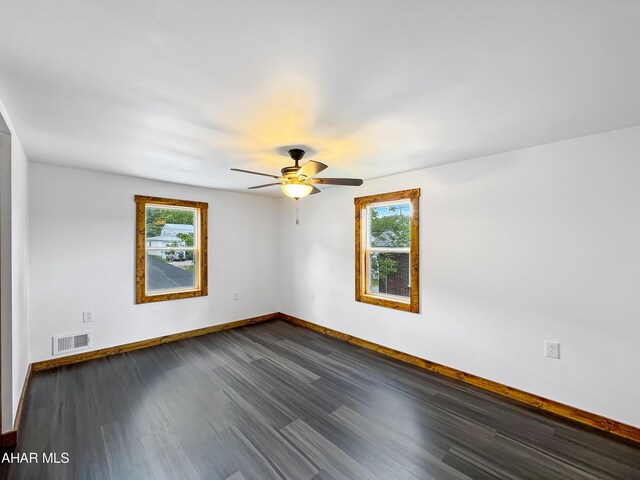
[281,165,300,177]
[282,148,306,177]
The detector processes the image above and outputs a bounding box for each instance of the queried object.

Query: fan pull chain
[295,205,300,225]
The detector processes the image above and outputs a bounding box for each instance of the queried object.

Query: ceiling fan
[231,149,363,199]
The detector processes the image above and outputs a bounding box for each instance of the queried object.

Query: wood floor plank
[140,428,203,480]
[226,472,248,480]
[281,419,379,480]
[328,405,467,480]
[2,320,638,480]
[220,391,319,480]
[101,421,156,480]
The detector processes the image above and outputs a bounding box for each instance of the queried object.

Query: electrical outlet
[82,310,94,323]
[544,340,560,359]
[233,291,240,301]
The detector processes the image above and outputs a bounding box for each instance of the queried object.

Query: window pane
[369,203,411,248]
[145,206,196,250]
[369,252,410,298]
[147,252,195,293]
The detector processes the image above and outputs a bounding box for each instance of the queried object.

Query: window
[355,189,420,313]
[135,195,208,304]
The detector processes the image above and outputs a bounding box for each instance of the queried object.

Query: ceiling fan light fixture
[281,182,313,199]
[231,148,363,198]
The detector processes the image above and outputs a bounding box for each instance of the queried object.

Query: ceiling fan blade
[231,168,280,179]
[310,185,321,195]
[248,183,282,189]
[297,160,328,179]
[311,178,364,186]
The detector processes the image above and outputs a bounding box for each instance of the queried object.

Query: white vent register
[52,331,91,355]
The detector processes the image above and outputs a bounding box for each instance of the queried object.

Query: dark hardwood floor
[2,320,639,479]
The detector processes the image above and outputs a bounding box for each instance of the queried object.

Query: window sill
[356,292,418,313]
[136,288,207,304]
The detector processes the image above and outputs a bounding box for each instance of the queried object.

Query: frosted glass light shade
[281,183,313,199]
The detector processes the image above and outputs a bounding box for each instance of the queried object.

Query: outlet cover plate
[544,340,560,359]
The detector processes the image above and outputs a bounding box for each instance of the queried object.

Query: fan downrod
[282,148,306,176]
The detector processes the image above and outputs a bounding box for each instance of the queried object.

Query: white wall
[0,101,30,432]
[279,125,640,428]
[29,164,280,362]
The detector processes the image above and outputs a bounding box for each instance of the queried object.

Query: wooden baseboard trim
[32,312,279,372]
[1,430,17,449]
[279,313,640,444]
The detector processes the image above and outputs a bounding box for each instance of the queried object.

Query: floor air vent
[52,332,91,355]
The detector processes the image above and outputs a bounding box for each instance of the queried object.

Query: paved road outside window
[147,255,194,291]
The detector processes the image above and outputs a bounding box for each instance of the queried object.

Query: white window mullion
[145,247,197,251]
[368,248,410,254]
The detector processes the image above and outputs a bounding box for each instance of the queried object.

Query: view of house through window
[368,202,411,298]
[355,189,420,313]
[145,205,197,292]
[135,196,208,303]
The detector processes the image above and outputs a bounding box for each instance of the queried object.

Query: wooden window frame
[354,189,420,313]
[135,195,208,304]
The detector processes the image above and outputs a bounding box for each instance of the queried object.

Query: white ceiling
[1,1,639,196]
